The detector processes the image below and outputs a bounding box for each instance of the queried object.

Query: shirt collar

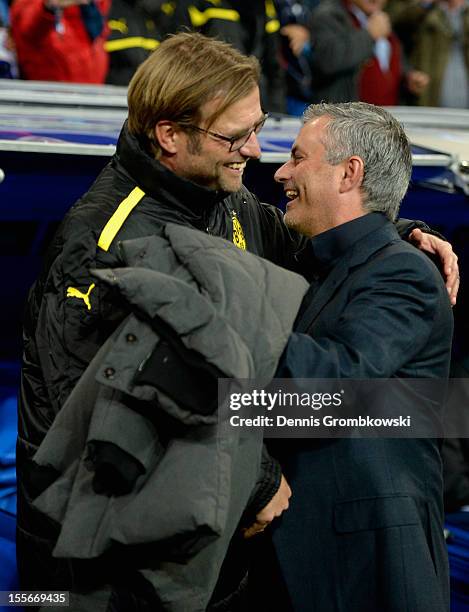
[296,212,389,280]
[349,4,368,27]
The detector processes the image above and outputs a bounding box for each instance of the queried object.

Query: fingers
[242,475,292,539]
[242,520,270,539]
[280,25,309,57]
[291,41,303,56]
[408,230,460,304]
[446,265,460,306]
[438,245,459,306]
[255,475,292,524]
[408,227,423,244]
[443,248,458,277]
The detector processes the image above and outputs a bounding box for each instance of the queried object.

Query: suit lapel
[295,256,351,333]
[295,221,401,334]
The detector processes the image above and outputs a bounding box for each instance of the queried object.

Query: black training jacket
[16,120,301,594]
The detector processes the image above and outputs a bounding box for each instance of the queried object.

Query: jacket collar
[295,218,401,333]
[115,120,230,219]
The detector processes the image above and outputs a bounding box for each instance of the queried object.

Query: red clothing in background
[358,32,402,106]
[346,4,403,105]
[10,0,110,83]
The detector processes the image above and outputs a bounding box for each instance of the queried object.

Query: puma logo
[66,283,96,311]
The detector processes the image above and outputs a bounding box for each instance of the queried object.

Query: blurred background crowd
[0,0,467,115]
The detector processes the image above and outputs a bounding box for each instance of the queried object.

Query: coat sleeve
[10,0,57,42]
[259,4,286,113]
[172,0,245,48]
[11,0,110,40]
[390,1,430,30]
[242,445,282,522]
[309,4,374,76]
[33,217,126,414]
[389,0,434,58]
[277,250,451,379]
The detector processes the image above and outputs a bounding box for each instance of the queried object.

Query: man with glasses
[17,32,294,611]
[180,112,268,161]
[18,31,458,611]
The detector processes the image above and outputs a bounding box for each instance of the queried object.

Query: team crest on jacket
[232,212,246,250]
[66,283,96,311]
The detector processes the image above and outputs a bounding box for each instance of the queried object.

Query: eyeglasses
[182,113,268,152]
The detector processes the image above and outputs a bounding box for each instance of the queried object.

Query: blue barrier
[0,392,16,515]
[0,387,19,611]
[0,509,17,587]
[0,509,21,612]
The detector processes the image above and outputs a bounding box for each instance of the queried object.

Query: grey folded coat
[33,223,308,611]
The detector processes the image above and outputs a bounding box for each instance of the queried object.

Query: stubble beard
[283,210,298,231]
[218,171,244,193]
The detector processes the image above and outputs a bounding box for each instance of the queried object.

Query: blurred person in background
[0,0,9,26]
[350,0,429,104]
[10,0,110,83]
[0,0,18,78]
[392,0,469,107]
[282,0,429,106]
[104,0,161,86]
[140,0,175,32]
[277,0,315,115]
[169,0,287,113]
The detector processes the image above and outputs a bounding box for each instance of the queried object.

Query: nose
[274,160,292,183]
[238,131,261,159]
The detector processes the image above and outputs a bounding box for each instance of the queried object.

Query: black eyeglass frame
[181,112,269,152]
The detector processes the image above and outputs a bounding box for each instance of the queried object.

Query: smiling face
[159,87,263,192]
[275,116,345,237]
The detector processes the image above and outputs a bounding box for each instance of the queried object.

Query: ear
[338,156,364,194]
[154,121,180,155]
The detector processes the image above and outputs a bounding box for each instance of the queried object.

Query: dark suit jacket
[273,218,453,612]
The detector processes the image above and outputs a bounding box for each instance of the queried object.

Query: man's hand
[409,228,459,305]
[280,24,310,57]
[367,11,392,40]
[406,70,430,95]
[243,474,292,539]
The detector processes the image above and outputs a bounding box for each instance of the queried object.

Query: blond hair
[127,32,261,157]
